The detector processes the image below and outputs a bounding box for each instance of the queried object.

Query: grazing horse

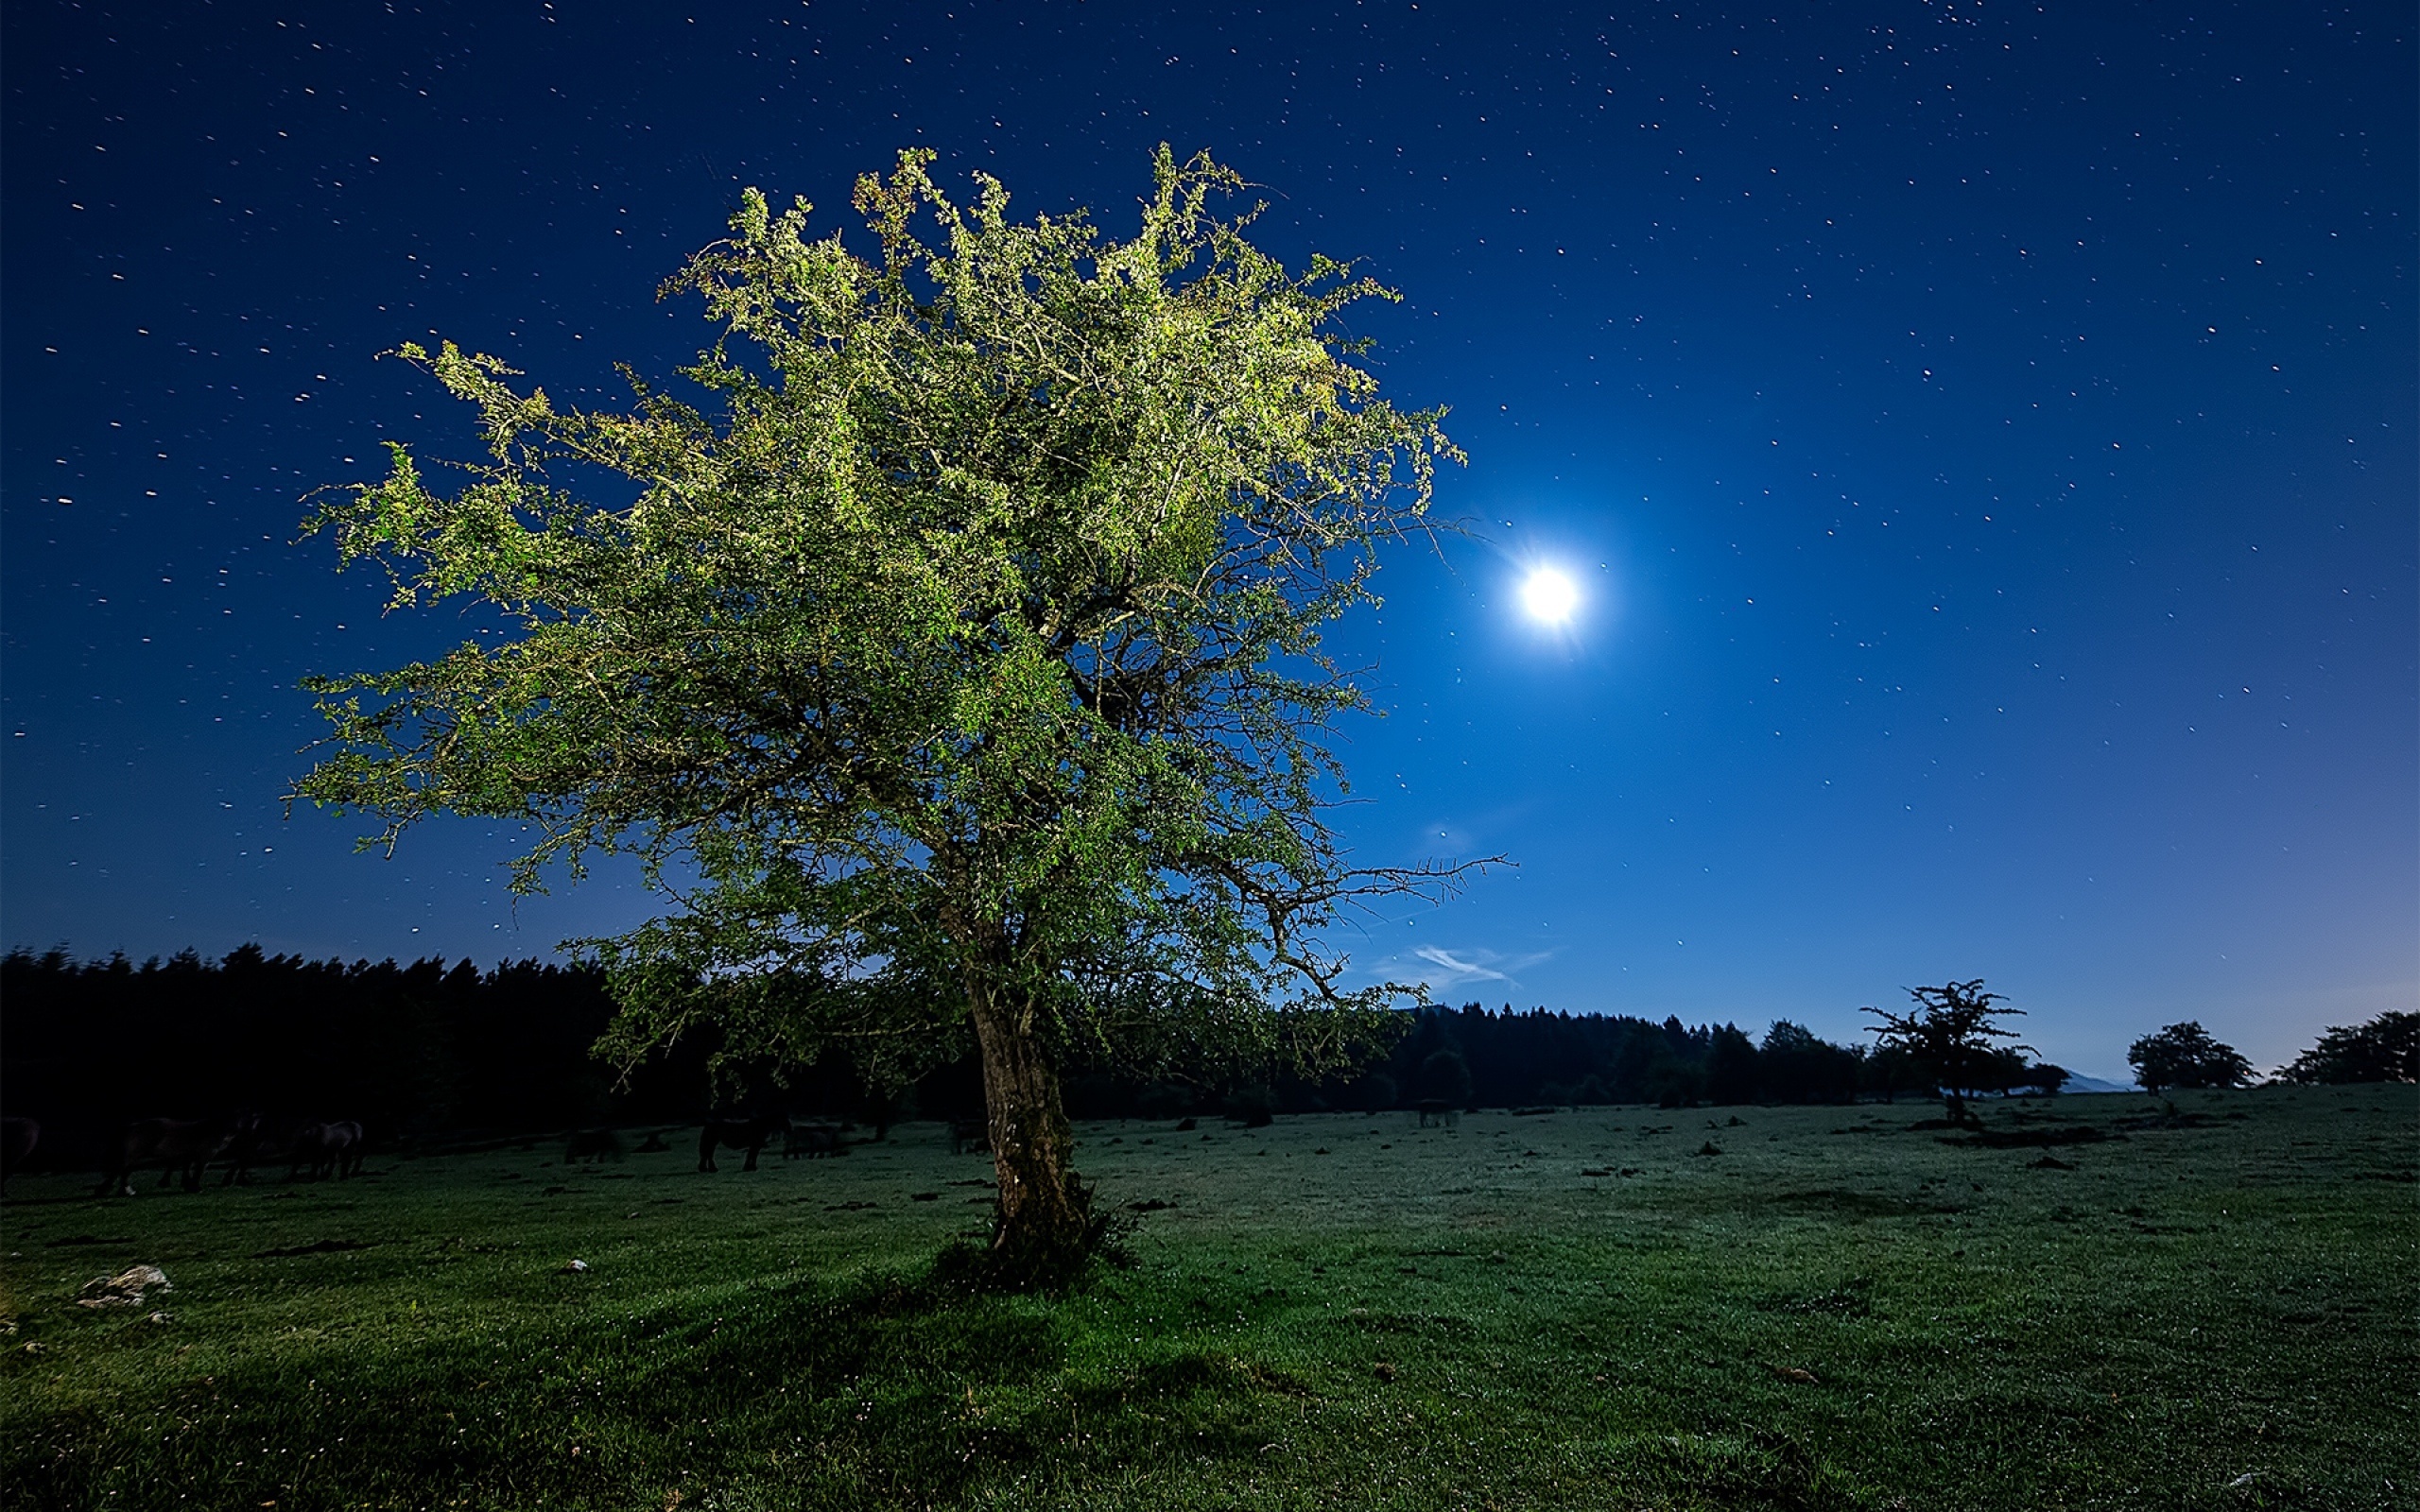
[697,1114,787,1173]
[285,1123,327,1180]
[782,1120,844,1160]
[1,1117,38,1194]
[215,1111,268,1186]
[288,1121,366,1181]
[96,1116,234,1196]
[322,1120,365,1178]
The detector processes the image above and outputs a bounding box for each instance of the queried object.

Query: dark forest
[1,946,2076,1165]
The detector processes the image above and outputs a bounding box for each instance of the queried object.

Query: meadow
[2,1086,2411,1510]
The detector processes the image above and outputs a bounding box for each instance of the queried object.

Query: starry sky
[5,1,2411,1078]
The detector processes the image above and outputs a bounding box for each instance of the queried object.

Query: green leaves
[296,147,1474,1092]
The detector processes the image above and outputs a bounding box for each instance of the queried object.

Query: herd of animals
[0,1111,994,1195]
[0,1114,366,1196]
[693,1112,986,1168]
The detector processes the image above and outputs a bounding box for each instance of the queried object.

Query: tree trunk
[962,965,1092,1276]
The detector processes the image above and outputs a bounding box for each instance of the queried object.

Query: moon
[1518,566,1580,624]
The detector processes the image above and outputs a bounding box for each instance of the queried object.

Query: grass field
[2,1085,2411,1510]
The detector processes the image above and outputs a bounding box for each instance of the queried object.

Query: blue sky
[4,0,2411,1078]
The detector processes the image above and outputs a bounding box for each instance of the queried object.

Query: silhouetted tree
[1225,1083,1279,1126]
[1759,1021,1864,1104]
[1350,1070,1399,1112]
[1862,980,2031,1125]
[1704,1024,1759,1106]
[2275,1011,2418,1084]
[2127,1021,2254,1091]
[2018,1061,2072,1095]
[1417,1048,1473,1108]
[1855,1043,1917,1103]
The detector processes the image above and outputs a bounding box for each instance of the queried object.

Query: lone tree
[293,148,1481,1278]
[2127,1021,2254,1092]
[1861,979,2032,1125]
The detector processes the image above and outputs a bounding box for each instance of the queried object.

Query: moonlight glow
[1519,566,1580,624]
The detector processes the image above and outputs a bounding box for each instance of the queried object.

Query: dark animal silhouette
[96,1116,235,1196]
[698,1114,787,1172]
[285,1124,326,1180]
[323,1120,366,1179]
[215,1112,269,1186]
[783,1120,843,1159]
[1,1117,38,1194]
[288,1120,366,1180]
[950,1117,989,1155]
[564,1128,625,1164]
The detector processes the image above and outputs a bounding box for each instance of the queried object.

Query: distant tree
[1704,1024,1759,1106]
[1351,1070,1399,1112]
[1861,980,2032,1125]
[2019,1062,2072,1096]
[1224,1082,1279,1127]
[1758,1020,1863,1105]
[1416,1048,1474,1109]
[2276,1011,2420,1085]
[1858,1042,1921,1104]
[1954,1046,2069,1098]
[1133,1082,1191,1120]
[1611,1026,1669,1103]
[2126,1022,2253,1091]
[1648,1060,1702,1109]
[290,149,1480,1279]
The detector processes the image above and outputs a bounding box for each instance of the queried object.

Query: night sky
[5,1,2411,1079]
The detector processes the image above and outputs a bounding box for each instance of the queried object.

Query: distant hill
[2062,1073,2135,1093]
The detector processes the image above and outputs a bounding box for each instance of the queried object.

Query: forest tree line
[4,947,2406,1163]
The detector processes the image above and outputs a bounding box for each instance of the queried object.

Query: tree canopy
[2276,1010,2418,1085]
[292,147,1476,1274]
[2126,1021,2253,1092]
[1861,979,2033,1124]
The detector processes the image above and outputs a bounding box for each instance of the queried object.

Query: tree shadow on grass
[6,1262,1298,1511]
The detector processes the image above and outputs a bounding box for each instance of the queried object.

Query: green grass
[3,1085,2411,1510]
